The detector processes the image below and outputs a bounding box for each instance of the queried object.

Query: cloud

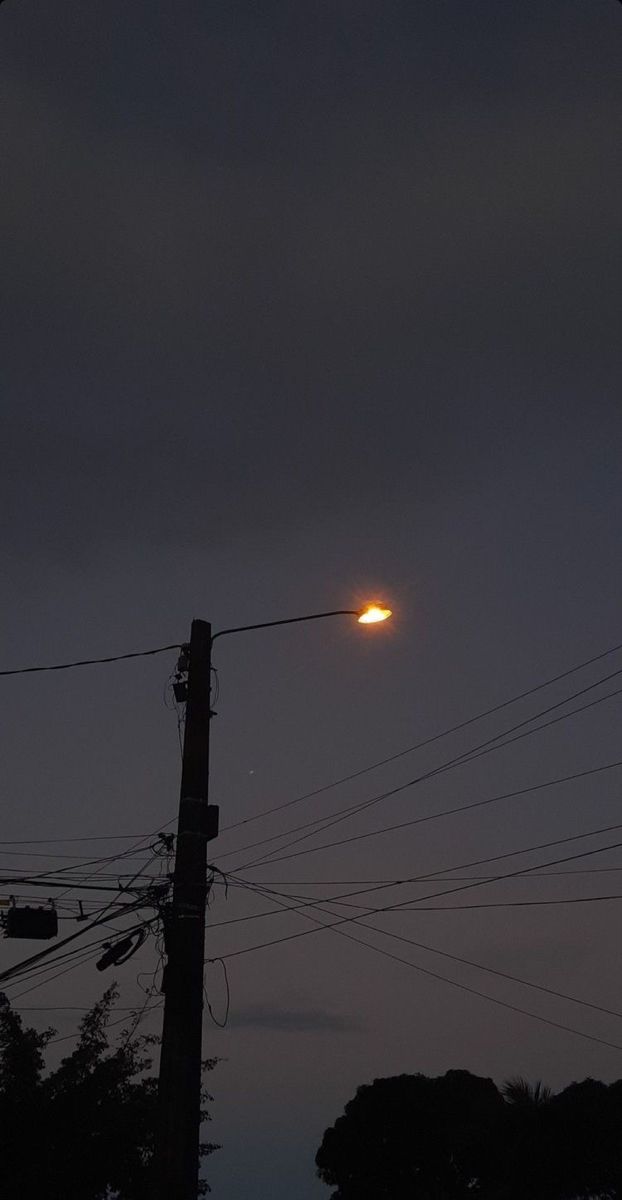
[227,1003,361,1033]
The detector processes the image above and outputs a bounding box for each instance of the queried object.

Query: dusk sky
[1,2,621,1197]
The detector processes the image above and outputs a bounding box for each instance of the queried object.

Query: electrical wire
[9,640,615,867]
[0,876,153,893]
[0,848,161,860]
[203,885,622,928]
[2,916,159,1006]
[119,985,161,1050]
[237,876,622,1021]
[235,866,622,884]
[218,640,622,836]
[204,959,230,1028]
[213,831,622,961]
[219,757,622,872]
[47,997,164,1047]
[0,912,158,1002]
[0,832,159,845]
[4,938,119,996]
[51,844,164,907]
[6,945,107,1003]
[371,894,622,910]
[0,642,181,678]
[230,878,622,1054]
[302,894,622,912]
[230,687,622,871]
[318,830,622,914]
[333,934,622,1052]
[1,913,155,993]
[0,844,162,886]
[216,841,622,912]
[0,895,152,987]
[11,1004,154,1011]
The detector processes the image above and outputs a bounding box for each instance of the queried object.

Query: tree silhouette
[500,1075,622,1199]
[316,1070,505,1198]
[0,986,219,1198]
[316,1069,622,1199]
[503,1076,551,1107]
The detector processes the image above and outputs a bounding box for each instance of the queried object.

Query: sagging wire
[229,876,622,1042]
[207,863,229,902]
[204,958,230,1029]
[49,996,164,1048]
[153,834,175,896]
[137,913,167,1000]
[5,943,108,1002]
[194,864,232,1027]
[5,916,156,997]
[164,649,190,759]
[119,984,162,1051]
[50,844,165,907]
[211,666,220,707]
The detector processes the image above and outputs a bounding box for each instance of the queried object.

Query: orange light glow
[357,603,392,624]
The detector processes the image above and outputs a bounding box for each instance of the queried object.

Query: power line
[4,920,156,1009]
[239,877,622,1021]
[47,998,164,1047]
[4,935,122,995]
[0,848,162,860]
[6,945,108,1003]
[231,687,622,871]
[215,829,622,924]
[0,895,151,987]
[219,758,621,871]
[1,908,153,995]
[19,641,614,866]
[335,933,622,1053]
[0,844,161,885]
[0,642,181,678]
[219,639,622,835]
[1,918,150,994]
[11,1004,155,1011]
[231,867,622,884]
[2,914,157,999]
[237,878,622,1054]
[50,845,164,906]
[214,831,622,961]
[203,887,622,931]
[0,877,148,893]
[4,640,619,859]
[0,832,158,846]
[324,894,622,912]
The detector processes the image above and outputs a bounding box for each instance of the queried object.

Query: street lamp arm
[212,609,358,642]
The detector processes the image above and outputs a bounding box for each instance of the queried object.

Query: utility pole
[153,603,390,1197]
[156,618,215,1200]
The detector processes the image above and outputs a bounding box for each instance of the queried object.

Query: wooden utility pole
[156,618,214,1200]
[152,604,383,1196]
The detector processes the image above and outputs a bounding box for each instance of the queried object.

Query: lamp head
[357,603,392,625]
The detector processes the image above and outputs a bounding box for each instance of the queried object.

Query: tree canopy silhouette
[315,1069,622,1199]
[0,985,219,1199]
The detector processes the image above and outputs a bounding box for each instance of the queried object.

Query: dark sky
[1,2,621,1197]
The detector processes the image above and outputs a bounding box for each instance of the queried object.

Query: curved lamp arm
[212,609,358,642]
[212,604,391,642]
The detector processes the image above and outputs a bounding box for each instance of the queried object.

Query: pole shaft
[157,619,212,1200]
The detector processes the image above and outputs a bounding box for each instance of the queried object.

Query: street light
[155,603,391,1200]
[357,603,392,624]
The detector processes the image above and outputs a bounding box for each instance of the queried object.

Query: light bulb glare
[357,604,392,625]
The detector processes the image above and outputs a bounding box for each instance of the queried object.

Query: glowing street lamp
[357,603,393,624]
